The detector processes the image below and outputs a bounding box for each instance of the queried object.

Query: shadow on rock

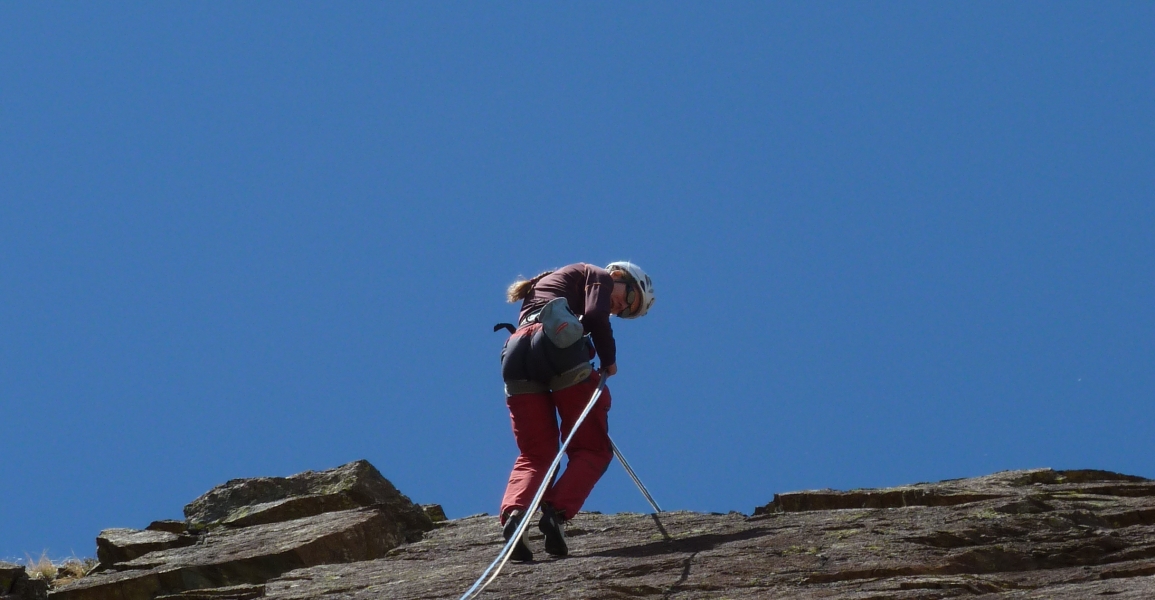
[588,526,773,559]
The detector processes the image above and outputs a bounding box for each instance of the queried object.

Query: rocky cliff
[46,462,1155,599]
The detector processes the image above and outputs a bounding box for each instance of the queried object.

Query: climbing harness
[458,371,609,600]
[611,437,672,542]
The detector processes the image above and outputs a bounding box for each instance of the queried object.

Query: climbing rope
[611,437,672,541]
[458,371,609,600]
[611,437,662,512]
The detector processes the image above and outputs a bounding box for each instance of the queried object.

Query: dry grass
[24,552,97,587]
[54,557,95,585]
[25,552,56,581]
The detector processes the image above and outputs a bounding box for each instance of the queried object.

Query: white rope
[610,437,662,513]
[610,437,672,541]
[458,372,609,600]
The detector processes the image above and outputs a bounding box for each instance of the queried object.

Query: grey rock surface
[51,508,404,600]
[52,460,434,600]
[96,529,194,567]
[154,584,264,600]
[182,460,431,537]
[1,563,48,600]
[0,564,25,596]
[421,504,448,523]
[49,465,1155,599]
[146,521,188,535]
[259,468,1155,599]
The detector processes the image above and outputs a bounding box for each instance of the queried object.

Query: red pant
[500,372,612,522]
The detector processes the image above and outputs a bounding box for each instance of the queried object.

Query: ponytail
[507,270,554,303]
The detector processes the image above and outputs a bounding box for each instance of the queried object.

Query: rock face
[52,466,1155,599]
[420,504,448,523]
[1,563,48,600]
[95,529,195,567]
[53,509,402,600]
[51,461,432,600]
[182,460,428,535]
[259,468,1155,599]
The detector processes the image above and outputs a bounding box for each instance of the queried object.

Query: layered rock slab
[183,460,429,535]
[1,563,48,600]
[96,529,196,567]
[757,468,1151,514]
[52,509,399,600]
[53,460,433,600]
[260,468,1155,599]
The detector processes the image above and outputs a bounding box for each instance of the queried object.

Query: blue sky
[2,3,1151,561]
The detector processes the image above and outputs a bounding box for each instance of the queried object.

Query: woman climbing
[497,261,655,561]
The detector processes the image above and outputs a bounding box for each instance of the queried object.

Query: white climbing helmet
[606,261,655,319]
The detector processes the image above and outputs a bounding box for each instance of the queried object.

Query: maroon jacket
[518,263,616,368]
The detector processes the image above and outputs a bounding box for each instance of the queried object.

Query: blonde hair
[506,271,554,303]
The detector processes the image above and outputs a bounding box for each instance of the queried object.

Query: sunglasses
[619,281,640,318]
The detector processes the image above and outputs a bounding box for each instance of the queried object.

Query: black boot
[538,503,568,557]
[502,510,533,562]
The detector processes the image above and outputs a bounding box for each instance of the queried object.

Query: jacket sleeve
[581,267,617,367]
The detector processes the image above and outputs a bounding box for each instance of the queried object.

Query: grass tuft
[25,552,56,580]
[24,552,97,587]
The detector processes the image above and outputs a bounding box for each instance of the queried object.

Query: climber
[496,261,655,561]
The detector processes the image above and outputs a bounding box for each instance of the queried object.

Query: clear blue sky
[3,3,1152,561]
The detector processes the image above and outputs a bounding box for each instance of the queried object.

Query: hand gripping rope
[459,372,669,599]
